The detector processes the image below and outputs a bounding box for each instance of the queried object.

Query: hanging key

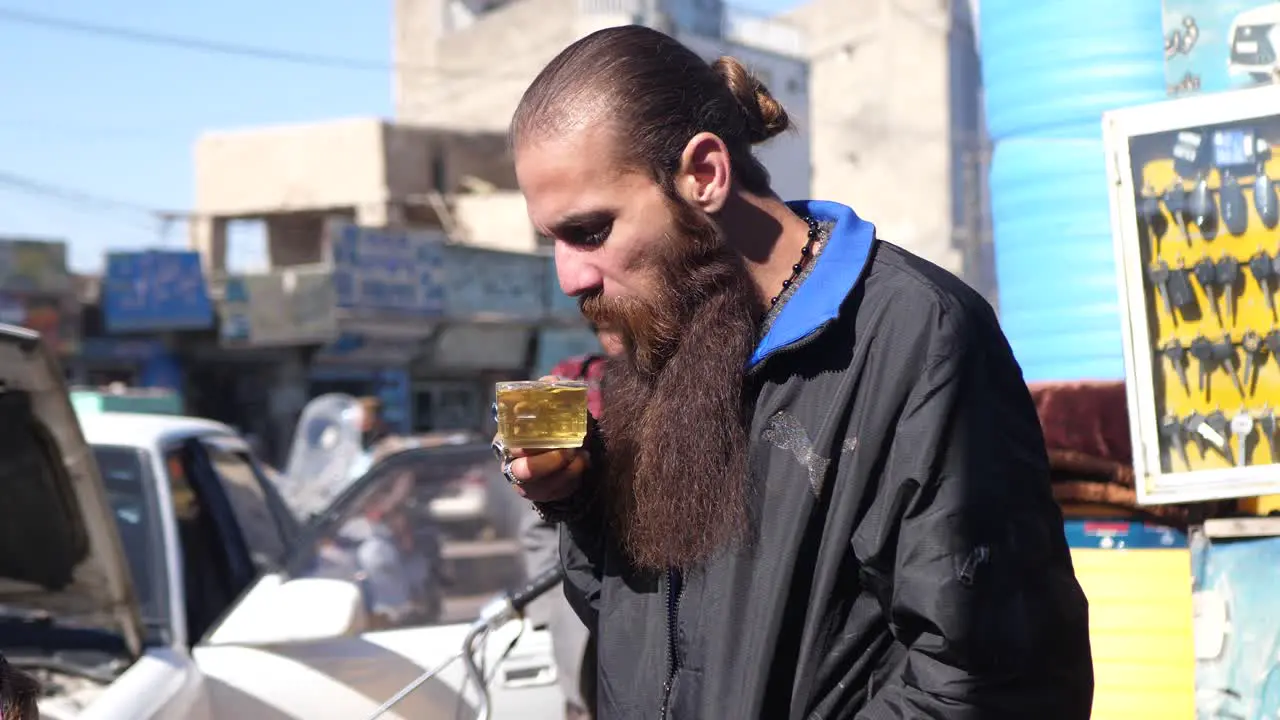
[1137,183,1166,252]
[1160,414,1191,470]
[1242,330,1264,394]
[1251,250,1276,314]
[1163,179,1193,245]
[1221,171,1249,236]
[1189,335,1216,395]
[1231,409,1255,468]
[1206,410,1234,463]
[1260,406,1278,463]
[1216,256,1240,325]
[1267,330,1280,376]
[1215,334,1246,396]
[1257,160,1279,229]
[1190,171,1218,239]
[1185,411,1210,458]
[1193,256,1222,325]
[1167,261,1197,314]
[1162,339,1191,394]
[1149,261,1174,317]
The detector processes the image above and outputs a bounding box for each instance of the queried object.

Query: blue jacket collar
[749,200,876,369]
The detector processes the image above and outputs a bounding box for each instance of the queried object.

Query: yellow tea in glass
[495,380,589,449]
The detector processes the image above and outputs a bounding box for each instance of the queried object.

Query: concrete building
[190,118,537,272]
[392,0,813,201]
[786,0,993,303]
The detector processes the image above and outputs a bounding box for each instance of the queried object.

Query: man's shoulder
[859,241,1003,358]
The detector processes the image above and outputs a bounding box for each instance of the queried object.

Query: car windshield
[293,443,532,630]
[91,446,168,637]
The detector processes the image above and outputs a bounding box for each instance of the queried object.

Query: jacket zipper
[659,567,686,718]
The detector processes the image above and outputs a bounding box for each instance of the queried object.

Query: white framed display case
[1105,83,1280,504]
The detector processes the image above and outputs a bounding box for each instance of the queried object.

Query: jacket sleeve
[853,306,1094,719]
[549,419,609,633]
[559,490,605,632]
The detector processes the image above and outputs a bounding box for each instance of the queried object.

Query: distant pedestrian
[348,396,391,481]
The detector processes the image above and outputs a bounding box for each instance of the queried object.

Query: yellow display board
[1105,85,1280,503]
[1139,152,1280,472]
[1072,547,1195,719]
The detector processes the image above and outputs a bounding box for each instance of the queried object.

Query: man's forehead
[517,126,632,230]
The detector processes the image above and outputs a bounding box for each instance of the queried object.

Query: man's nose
[554,243,604,297]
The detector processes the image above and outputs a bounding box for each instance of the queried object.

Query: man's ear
[674,132,732,213]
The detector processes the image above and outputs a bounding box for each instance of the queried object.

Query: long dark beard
[582,194,760,571]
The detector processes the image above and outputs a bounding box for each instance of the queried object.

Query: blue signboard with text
[329,222,446,316]
[103,250,214,333]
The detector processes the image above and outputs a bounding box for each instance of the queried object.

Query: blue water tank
[991,137,1125,382]
[980,0,1166,140]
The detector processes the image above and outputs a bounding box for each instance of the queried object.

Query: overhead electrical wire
[0,4,831,80]
[0,5,537,79]
[0,6,397,73]
[0,169,190,221]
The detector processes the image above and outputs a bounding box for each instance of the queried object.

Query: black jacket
[554,201,1094,719]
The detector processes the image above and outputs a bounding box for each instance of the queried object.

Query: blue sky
[0,0,800,273]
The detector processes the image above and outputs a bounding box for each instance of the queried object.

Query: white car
[0,324,564,719]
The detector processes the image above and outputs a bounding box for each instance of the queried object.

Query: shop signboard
[0,237,71,295]
[219,267,339,347]
[0,292,80,354]
[102,250,214,333]
[1103,83,1280,503]
[0,238,79,353]
[1165,0,1280,96]
[441,245,547,322]
[328,221,446,318]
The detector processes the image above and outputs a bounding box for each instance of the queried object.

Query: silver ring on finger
[491,436,512,464]
[502,460,524,486]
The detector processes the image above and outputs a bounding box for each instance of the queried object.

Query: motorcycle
[366,565,567,720]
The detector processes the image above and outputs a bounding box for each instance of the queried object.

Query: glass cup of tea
[494,380,590,449]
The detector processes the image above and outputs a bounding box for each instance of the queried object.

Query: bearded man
[497,24,1094,720]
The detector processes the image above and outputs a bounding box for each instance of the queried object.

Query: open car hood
[0,324,143,656]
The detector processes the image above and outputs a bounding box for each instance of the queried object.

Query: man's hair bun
[712,56,791,145]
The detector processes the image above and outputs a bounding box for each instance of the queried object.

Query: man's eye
[581,225,612,247]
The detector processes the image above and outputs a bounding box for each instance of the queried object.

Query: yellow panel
[1071,548,1195,720]
[1240,493,1280,514]
[1092,692,1197,720]
[1089,633,1200,663]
